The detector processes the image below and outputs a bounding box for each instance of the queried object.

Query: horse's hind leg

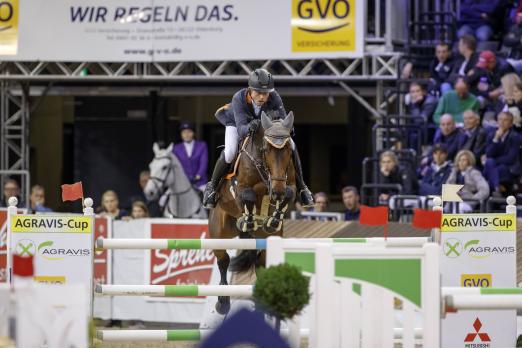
[214,250,231,315]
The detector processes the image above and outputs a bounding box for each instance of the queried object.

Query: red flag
[412,209,442,229]
[359,205,389,226]
[61,182,83,202]
[13,254,34,277]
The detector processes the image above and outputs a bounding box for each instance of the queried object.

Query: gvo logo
[295,0,350,33]
[461,274,492,287]
[0,1,16,31]
[15,239,36,256]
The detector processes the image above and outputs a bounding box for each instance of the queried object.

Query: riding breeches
[224,126,296,164]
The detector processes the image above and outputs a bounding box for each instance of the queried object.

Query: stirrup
[298,188,314,208]
[203,183,217,209]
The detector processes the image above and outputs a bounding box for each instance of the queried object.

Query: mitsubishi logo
[464,318,491,343]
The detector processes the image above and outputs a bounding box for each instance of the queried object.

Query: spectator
[433,114,468,161]
[98,190,129,220]
[312,192,329,213]
[29,185,52,213]
[483,111,522,195]
[457,1,503,42]
[429,42,455,94]
[131,201,149,219]
[129,170,161,217]
[419,144,452,195]
[378,151,418,203]
[173,122,208,192]
[1,179,21,208]
[447,35,478,87]
[467,51,515,105]
[462,110,488,161]
[433,78,480,124]
[446,150,490,212]
[341,186,360,221]
[406,81,438,123]
[502,80,522,130]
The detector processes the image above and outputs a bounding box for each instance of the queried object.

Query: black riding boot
[292,147,314,207]
[203,151,229,209]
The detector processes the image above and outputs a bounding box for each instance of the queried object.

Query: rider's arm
[269,91,286,120]
[232,91,253,138]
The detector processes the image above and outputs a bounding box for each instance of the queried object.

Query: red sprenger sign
[149,223,214,286]
[0,210,7,282]
[93,216,111,285]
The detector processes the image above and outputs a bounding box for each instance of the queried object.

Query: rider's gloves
[249,119,261,133]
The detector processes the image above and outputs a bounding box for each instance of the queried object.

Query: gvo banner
[0,0,363,62]
[8,214,93,291]
[441,213,516,347]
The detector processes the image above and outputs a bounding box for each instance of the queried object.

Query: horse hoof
[215,300,230,315]
[263,216,282,234]
[236,216,258,233]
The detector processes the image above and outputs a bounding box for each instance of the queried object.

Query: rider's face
[250,90,269,106]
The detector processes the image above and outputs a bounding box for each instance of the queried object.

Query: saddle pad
[225,136,250,180]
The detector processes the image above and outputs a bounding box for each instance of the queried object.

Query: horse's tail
[229,250,258,273]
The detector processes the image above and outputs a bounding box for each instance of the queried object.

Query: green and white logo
[15,239,36,256]
[443,238,463,258]
[443,238,515,259]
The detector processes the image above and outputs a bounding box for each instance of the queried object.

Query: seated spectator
[467,51,515,106]
[131,201,149,219]
[129,170,161,217]
[502,80,522,131]
[378,151,418,203]
[433,78,480,125]
[406,81,438,123]
[429,42,455,94]
[1,179,22,208]
[173,122,208,192]
[447,35,478,88]
[311,192,329,213]
[419,144,452,195]
[483,111,521,195]
[446,150,490,212]
[29,185,52,213]
[341,186,360,221]
[462,110,488,161]
[457,1,504,42]
[98,190,129,220]
[433,114,468,161]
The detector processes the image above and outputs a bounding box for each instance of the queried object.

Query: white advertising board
[0,0,364,61]
[440,213,517,348]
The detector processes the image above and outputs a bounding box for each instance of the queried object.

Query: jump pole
[95,284,253,297]
[96,237,429,250]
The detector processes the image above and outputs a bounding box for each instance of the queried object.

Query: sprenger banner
[0,0,363,62]
[441,213,516,348]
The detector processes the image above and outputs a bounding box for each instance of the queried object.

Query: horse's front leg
[214,250,230,315]
[264,187,294,233]
[236,187,259,234]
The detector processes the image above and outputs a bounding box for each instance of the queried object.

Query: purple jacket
[173,140,208,188]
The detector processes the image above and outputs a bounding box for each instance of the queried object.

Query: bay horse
[209,111,297,314]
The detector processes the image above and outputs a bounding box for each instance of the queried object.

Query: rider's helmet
[248,68,274,93]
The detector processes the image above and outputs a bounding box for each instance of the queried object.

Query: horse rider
[172,121,209,192]
[202,68,314,208]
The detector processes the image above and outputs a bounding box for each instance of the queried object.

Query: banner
[94,216,111,285]
[0,0,364,62]
[9,214,94,287]
[440,213,516,348]
[0,208,27,283]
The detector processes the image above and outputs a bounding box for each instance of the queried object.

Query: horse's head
[261,111,294,201]
[144,142,175,201]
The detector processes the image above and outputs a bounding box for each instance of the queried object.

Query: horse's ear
[166,143,174,153]
[261,111,273,130]
[153,142,160,154]
[282,111,294,130]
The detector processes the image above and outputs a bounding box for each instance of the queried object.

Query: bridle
[241,128,291,199]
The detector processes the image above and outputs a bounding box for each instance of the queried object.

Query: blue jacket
[486,129,521,175]
[433,129,468,161]
[458,0,503,28]
[172,140,208,188]
[215,88,286,138]
[419,162,452,195]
